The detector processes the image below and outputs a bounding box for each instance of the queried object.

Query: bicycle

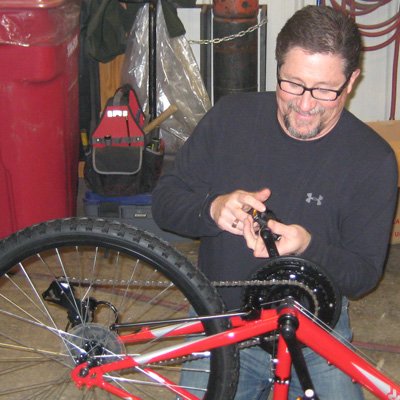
[0,216,398,399]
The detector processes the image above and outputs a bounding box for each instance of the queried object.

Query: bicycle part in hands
[247,203,281,257]
[0,218,238,399]
[248,204,281,238]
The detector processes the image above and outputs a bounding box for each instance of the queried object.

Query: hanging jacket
[85,0,193,63]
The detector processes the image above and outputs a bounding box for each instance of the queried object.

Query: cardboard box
[367,121,400,244]
[392,196,400,245]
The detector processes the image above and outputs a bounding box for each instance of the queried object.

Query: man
[152,5,398,399]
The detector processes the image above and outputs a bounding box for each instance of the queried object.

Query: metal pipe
[148,0,157,121]
[213,0,259,102]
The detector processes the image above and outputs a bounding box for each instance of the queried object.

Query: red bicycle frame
[71,301,400,400]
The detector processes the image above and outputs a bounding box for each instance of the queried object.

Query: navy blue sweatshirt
[152,92,398,309]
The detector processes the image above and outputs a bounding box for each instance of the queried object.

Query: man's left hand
[243,218,311,257]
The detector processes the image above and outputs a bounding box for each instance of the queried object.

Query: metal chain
[188,17,267,45]
[67,276,319,317]
[66,275,316,367]
[212,278,320,318]
[67,275,319,318]
[150,336,269,366]
[145,278,316,367]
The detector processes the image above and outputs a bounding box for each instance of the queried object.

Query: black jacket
[152,92,398,309]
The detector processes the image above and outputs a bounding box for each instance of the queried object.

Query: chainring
[243,256,342,328]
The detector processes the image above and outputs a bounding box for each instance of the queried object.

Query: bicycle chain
[145,278,318,367]
[150,336,271,367]
[68,276,317,367]
[67,276,319,314]
[67,276,318,315]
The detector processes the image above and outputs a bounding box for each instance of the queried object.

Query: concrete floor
[349,243,400,399]
[77,181,400,399]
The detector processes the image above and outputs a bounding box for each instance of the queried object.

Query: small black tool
[247,203,281,258]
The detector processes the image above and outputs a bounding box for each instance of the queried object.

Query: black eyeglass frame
[276,73,352,102]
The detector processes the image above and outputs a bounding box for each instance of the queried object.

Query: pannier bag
[84,84,163,196]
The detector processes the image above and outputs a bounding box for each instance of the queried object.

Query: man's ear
[346,68,361,94]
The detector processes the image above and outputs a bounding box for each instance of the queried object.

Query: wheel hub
[66,323,125,367]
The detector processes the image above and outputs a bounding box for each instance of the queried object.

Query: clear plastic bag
[121,2,211,154]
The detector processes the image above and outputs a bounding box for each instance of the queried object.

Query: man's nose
[296,90,318,112]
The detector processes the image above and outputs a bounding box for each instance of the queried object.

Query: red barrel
[0,0,80,238]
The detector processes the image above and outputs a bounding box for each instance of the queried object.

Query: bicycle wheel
[0,218,238,399]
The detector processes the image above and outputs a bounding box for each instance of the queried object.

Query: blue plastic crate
[84,191,152,206]
[83,191,193,243]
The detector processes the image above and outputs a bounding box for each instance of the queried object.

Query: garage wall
[178,0,400,122]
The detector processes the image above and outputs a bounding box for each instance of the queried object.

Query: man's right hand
[209,188,271,235]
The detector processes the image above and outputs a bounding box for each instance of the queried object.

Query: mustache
[288,102,325,116]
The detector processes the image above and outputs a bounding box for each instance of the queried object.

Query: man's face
[276,47,360,141]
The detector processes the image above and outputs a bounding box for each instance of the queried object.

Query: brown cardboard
[392,196,400,244]
[367,121,400,244]
[368,121,400,177]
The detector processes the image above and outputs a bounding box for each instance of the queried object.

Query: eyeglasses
[277,75,351,101]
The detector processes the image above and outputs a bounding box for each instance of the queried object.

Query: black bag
[84,84,163,196]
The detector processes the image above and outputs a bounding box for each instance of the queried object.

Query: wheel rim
[0,243,212,399]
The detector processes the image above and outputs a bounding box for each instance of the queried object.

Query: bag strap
[112,84,145,127]
[112,84,130,106]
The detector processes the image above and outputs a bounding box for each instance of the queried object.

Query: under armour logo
[306,193,323,206]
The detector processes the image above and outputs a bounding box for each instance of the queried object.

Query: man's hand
[209,188,271,234]
[243,218,311,257]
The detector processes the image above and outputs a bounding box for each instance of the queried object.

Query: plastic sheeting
[121,2,211,154]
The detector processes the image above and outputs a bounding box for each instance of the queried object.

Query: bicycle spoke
[0,219,237,399]
[0,248,190,399]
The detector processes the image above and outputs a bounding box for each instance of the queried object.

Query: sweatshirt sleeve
[302,149,398,299]
[151,104,223,238]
